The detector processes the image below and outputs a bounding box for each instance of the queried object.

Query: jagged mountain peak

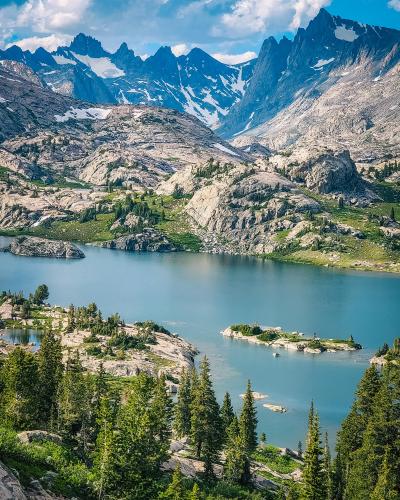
[69,33,109,57]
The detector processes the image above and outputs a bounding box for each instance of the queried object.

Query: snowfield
[54,107,112,122]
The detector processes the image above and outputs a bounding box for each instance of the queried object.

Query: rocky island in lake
[222,324,362,354]
[1,236,85,259]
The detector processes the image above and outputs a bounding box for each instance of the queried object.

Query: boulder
[290,150,362,194]
[2,236,85,259]
[0,460,27,499]
[98,229,177,252]
[17,430,62,445]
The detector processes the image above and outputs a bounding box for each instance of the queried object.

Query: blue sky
[0,0,399,63]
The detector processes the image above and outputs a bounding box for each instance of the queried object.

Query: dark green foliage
[190,356,222,477]
[37,330,63,427]
[302,402,326,499]
[79,207,97,223]
[239,381,258,454]
[1,348,40,429]
[257,331,279,342]
[224,416,250,485]
[231,324,263,336]
[174,369,192,438]
[32,284,49,305]
[220,392,235,443]
[161,465,186,499]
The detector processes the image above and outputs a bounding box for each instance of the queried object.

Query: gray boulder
[290,151,362,194]
[99,229,177,252]
[3,236,85,259]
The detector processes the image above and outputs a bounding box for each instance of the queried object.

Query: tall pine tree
[174,369,192,437]
[239,380,258,454]
[190,356,222,478]
[302,403,326,500]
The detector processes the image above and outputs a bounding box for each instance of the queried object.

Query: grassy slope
[269,184,400,273]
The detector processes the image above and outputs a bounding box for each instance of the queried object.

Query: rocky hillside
[0,61,248,190]
[219,9,400,164]
[0,33,256,128]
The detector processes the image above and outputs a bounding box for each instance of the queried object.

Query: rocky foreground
[1,236,85,259]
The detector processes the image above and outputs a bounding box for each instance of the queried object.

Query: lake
[1,238,399,449]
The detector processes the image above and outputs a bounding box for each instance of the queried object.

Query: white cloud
[15,0,92,33]
[389,0,400,11]
[212,50,257,64]
[171,43,190,56]
[217,0,331,37]
[6,34,72,52]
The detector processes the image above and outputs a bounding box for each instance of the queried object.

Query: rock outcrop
[158,162,320,254]
[0,461,27,500]
[98,229,177,252]
[288,151,361,194]
[2,236,85,259]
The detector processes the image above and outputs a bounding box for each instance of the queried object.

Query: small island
[221,324,362,354]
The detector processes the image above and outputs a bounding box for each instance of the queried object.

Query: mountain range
[0,33,255,129]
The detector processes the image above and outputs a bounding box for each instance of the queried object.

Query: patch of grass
[26,213,114,243]
[168,232,202,251]
[253,445,301,475]
[146,352,175,369]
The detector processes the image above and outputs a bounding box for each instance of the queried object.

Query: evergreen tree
[370,446,400,500]
[189,483,201,500]
[93,397,117,499]
[302,403,326,500]
[114,373,172,499]
[190,356,222,478]
[335,365,381,493]
[390,206,396,221]
[161,465,185,500]
[37,330,63,427]
[32,284,49,305]
[220,392,235,443]
[345,368,398,499]
[174,369,192,437]
[57,352,91,443]
[1,347,39,429]
[239,380,258,454]
[224,417,251,485]
[151,374,173,446]
[323,433,333,500]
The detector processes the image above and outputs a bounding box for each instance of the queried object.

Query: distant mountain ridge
[0,34,256,128]
[218,9,400,162]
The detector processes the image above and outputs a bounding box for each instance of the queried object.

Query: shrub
[231,324,263,336]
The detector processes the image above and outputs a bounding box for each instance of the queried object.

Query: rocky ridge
[0,33,256,129]
[221,9,400,165]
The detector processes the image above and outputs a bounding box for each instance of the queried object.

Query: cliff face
[219,9,400,163]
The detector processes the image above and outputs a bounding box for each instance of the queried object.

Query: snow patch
[53,55,76,66]
[54,107,111,122]
[334,26,359,42]
[71,52,125,78]
[0,97,7,103]
[213,143,239,157]
[312,58,335,69]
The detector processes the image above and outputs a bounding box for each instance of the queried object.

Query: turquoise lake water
[1,238,399,449]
